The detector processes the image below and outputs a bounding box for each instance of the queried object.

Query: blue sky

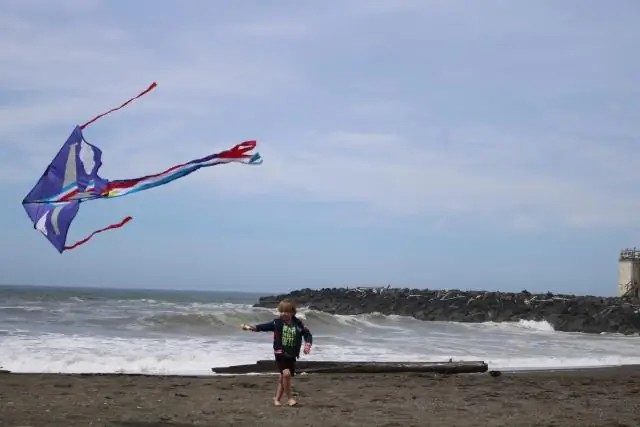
[0,0,639,296]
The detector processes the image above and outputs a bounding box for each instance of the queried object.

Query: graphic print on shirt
[281,323,297,349]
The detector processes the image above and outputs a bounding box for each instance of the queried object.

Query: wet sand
[1,366,639,426]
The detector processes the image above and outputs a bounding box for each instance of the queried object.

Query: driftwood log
[211,360,488,375]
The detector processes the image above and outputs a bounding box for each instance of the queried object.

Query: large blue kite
[22,82,262,253]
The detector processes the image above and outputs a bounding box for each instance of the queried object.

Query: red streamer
[64,216,133,251]
[80,82,157,130]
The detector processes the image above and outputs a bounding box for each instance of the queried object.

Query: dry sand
[1,366,640,426]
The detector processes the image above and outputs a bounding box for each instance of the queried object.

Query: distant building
[618,248,640,297]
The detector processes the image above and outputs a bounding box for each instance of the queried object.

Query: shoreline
[2,364,639,426]
[2,362,638,377]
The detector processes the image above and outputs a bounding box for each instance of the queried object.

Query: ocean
[1,285,640,375]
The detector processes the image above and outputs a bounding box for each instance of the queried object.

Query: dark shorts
[275,353,296,376]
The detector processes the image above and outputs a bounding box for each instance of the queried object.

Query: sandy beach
[1,366,639,427]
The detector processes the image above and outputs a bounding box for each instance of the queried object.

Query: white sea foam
[2,294,640,375]
[2,333,640,375]
[2,318,640,374]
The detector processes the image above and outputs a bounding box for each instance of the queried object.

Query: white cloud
[1,0,640,231]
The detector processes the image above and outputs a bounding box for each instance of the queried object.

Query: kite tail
[63,216,133,251]
[80,82,157,130]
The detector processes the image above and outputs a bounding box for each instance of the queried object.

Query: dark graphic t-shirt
[281,323,297,356]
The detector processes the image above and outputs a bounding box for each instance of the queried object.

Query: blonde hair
[277,299,297,314]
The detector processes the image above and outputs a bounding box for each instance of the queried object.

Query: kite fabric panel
[21,82,263,254]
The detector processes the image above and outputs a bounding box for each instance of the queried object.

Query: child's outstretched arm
[241,320,275,332]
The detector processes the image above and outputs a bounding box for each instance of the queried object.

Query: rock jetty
[254,287,640,335]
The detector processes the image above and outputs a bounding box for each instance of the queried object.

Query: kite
[21,82,263,254]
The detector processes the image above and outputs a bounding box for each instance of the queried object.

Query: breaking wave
[3,292,640,375]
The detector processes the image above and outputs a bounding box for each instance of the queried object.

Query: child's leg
[282,368,295,405]
[274,374,283,406]
[282,358,297,406]
[275,354,297,406]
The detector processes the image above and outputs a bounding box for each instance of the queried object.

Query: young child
[241,299,312,407]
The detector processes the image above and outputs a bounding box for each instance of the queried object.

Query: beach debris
[212,360,488,375]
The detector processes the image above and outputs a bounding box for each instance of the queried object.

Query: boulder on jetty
[212,360,488,375]
[254,287,640,335]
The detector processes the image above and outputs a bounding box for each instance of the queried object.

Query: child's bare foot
[273,398,282,407]
[287,398,297,407]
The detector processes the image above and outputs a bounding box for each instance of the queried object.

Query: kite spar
[22,82,262,253]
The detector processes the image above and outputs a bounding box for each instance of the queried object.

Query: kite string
[79,82,158,130]
[63,216,133,251]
